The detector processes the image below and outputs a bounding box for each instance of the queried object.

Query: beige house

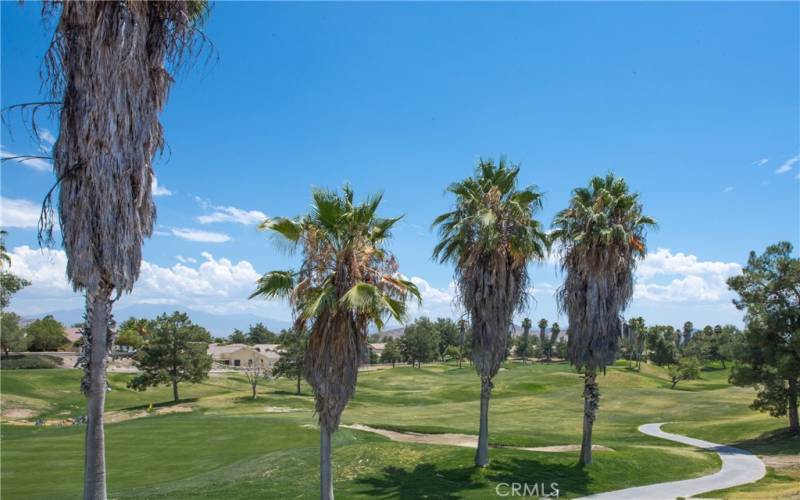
[208,343,279,370]
[368,343,385,358]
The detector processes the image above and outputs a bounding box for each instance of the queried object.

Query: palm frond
[250,270,296,300]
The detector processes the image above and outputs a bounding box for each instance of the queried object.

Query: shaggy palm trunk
[320,426,334,500]
[789,378,799,435]
[475,376,493,467]
[579,369,599,466]
[83,288,111,500]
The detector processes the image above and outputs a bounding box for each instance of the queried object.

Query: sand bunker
[3,404,194,427]
[342,423,613,452]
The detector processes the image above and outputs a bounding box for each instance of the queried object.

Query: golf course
[2,361,797,499]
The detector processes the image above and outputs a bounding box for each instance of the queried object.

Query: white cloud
[196,205,266,226]
[775,154,799,174]
[755,158,768,167]
[633,248,741,304]
[400,276,460,319]
[151,177,172,197]
[171,228,231,243]
[3,243,746,327]
[1,148,52,172]
[0,197,41,228]
[38,129,56,151]
[637,248,741,280]
[635,275,728,302]
[531,282,557,295]
[722,186,734,193]
[6,247,286,318]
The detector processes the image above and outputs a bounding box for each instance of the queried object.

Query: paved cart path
[580,423,766,500]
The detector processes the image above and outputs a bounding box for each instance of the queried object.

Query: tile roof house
[207,343,279,369]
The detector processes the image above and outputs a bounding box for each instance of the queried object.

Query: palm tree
[458,318,468,368]
[629,317,646,370]
[538,318,549,361]
[433,158,548,467]
[518,317,532,363]
[551,173,655,466]
[38,3,207,498]
[251,186,420,499]
[549,322,561,358]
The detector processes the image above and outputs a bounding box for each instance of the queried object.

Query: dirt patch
[105,410,147,424]
[1,408,38,420]
[342,424,613,452]
[264,406,305,413]
[761,454,800,473]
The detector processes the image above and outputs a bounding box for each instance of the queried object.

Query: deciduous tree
[1,312,28,355]
[26,315,68,351]
[667,356,700,389]
[400,317,440,367]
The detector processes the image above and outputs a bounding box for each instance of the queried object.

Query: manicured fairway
[1,361,796,499]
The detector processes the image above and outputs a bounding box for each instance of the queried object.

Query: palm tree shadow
[353,463,481,499]
[353,457,590,499]
[486,457,591,497]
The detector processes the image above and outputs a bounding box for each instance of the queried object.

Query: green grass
[1,354,64,370]
[1,361,791,499]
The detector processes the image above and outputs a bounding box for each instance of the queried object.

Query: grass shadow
[270,389,311,397]
[733,428,800,455]
[119,398,198,412]
[353,457,589,499]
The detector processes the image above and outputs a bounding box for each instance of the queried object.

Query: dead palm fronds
[433,158,548,467]
[251,186,420,499]
[551,173,655,465]
[39,3,208,498]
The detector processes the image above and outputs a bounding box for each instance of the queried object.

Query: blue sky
[2,1,798,331]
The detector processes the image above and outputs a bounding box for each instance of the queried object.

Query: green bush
[0,354,63,370]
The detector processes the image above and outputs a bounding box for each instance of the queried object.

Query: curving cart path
[580,423,766,500]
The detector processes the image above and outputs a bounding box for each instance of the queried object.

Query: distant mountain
[30,304,292,337]
[374,327,405,339]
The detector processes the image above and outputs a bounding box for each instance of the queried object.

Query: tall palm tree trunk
[579,369,599,466]
[788,378,799,435]
[84,287,111,500]
[320,426,334,500]
[475,376,493,467]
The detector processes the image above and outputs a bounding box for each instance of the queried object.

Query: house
[63,327,83,344]
[207,343,279,370]
[368,343,385,357]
